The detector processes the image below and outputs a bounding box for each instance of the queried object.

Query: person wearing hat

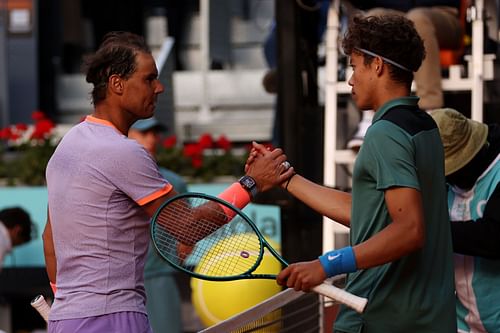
[431,108,500,333]
[129,117,186,333]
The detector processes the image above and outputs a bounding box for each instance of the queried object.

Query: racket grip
[31,295,51,322]
[312,282,368,313]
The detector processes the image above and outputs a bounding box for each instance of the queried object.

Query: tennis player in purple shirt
[42,31,293,333]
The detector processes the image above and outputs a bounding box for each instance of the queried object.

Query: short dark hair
[342,15,425,87]
[0,207,34,244]
[82,31,151,105]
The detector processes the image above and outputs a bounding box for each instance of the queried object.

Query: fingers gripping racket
[151,192,368,313]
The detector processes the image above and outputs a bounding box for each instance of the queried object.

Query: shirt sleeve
[105,139,172,205]
[363,121,420,191]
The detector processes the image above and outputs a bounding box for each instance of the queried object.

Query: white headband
[355,47,412,72]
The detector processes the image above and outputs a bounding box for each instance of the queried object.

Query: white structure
[322,0,497,251]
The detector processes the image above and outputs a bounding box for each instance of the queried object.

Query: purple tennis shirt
[46,116,172,320]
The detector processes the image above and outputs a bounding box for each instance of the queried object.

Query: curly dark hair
[82,31,151,105]
[342,15,425,87]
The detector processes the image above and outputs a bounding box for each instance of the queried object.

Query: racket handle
[312,282,368,313]
[31,295,51,322]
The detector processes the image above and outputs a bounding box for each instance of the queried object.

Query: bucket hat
[430,108,488,176]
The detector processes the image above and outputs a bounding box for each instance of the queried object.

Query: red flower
[15,123,28,131]
[198,133,213,149]
[183,143,203,158]
[0,127,12,140]
[32,110,46,122]
[9,132,20,141]
[30,119,54,140]
[162,135,177,149]
[191,156,203,169]
[216,135,231,151]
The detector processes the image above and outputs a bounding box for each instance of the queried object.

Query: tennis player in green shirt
[248,14,456,333]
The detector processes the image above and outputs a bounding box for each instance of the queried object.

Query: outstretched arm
[248,142,352,226]
[285,174,352,227]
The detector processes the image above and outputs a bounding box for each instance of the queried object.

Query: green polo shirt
[334,97,456,333]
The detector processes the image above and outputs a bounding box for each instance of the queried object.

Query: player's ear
[109,74,124,95]
[374,57,384,75]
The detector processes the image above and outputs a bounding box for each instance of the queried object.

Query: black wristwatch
[239,175,258,198]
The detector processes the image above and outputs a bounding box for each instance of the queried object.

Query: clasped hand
[245,142,295,191]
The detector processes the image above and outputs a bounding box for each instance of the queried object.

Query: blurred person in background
[431,108,500,333]
[0,207,35,270]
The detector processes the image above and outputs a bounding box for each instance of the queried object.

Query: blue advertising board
[0,185,281,268]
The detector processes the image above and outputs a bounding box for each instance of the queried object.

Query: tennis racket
[151,192,368,313]
[31,295,50,322]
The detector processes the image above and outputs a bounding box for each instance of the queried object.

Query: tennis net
[199,276,346,333]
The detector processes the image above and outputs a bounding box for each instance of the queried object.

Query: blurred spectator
[431,108,500,333]
[0,207,34,269]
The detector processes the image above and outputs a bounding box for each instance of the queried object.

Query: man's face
[128,128,160,156]
[9,225,25,247]
[121,52,165,119]
[348,53,376,111]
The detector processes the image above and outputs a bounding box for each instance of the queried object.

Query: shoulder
[379,106,436,136]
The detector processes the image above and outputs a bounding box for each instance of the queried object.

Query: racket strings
[153,196,263,278]
[156,199,223,244]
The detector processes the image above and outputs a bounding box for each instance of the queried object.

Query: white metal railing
[322,0,497,252]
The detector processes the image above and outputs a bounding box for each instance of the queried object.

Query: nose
[348,74,354,87]
[156,80,165,94]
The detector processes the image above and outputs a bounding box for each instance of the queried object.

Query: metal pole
[323,0,340,253]
[199,0,211,122]
[0,0,9,127]
[322,0,349,253]
[471,0,484,122]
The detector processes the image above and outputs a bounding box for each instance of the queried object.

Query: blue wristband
[318,246,357,278]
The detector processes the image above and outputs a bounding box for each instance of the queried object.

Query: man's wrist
[238,175,258,198]
[50,281,57,294]
[318,246,357,278]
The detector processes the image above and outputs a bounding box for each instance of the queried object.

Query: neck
[93,103,134,135]
[373,77,410,111]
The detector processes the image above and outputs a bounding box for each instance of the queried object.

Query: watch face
[240,176,256,189]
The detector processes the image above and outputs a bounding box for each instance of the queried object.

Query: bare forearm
[354,220,424,269]
[286,174,352,227]
[42,213,56,283]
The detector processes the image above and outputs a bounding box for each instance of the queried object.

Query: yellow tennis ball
[191,234,283,328]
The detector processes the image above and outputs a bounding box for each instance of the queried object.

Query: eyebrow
[355,47,412,72]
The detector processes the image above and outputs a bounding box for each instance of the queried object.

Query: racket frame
[151,192,287,281]
[150,192,368,313]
